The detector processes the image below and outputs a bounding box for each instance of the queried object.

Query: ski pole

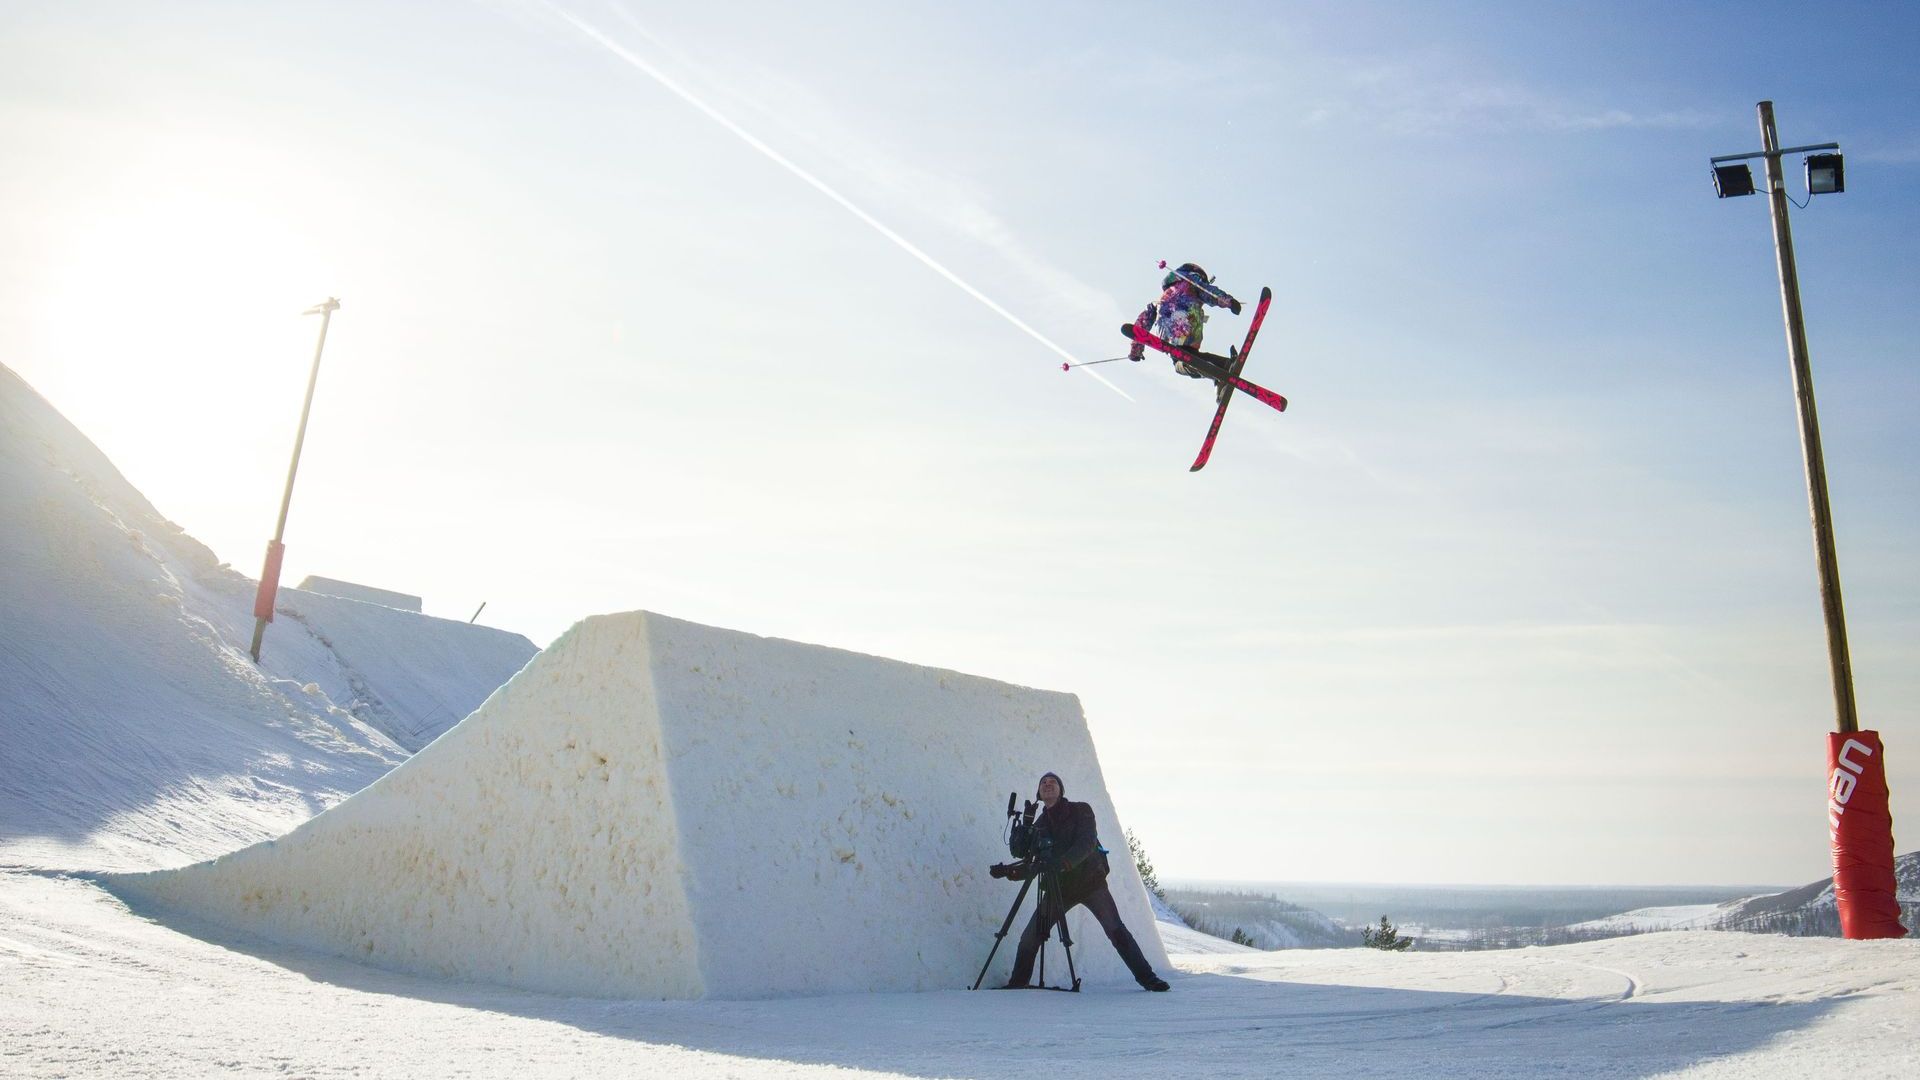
[1158,259,1240,311]
[1062,356,1132,371]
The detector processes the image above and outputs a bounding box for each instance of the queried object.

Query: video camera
[988,791,1054,879]
[973,790,1082,991]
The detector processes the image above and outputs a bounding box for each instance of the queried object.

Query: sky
[3,0,1917,887]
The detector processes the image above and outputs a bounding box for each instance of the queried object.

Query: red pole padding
[1827,730,1908,939]
[253,540,286,622]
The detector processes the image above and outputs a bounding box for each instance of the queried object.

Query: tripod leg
[1046,870,1082,992]
[1060,914,1080,992]
[971,874,1036,990]
[1037,900,1057,987]
[1033,885,1058,988]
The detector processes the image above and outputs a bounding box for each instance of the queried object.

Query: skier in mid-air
[1115,262,1282,470]
[1125,262,1241,378]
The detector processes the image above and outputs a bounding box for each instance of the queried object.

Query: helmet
[1163,262,1211,289]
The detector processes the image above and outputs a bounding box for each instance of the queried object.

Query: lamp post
[1726,103,1857,735]
[249,298,341,663]
[1711,103,1903,940]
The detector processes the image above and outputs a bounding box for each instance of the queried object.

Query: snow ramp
[104,610,1167,998]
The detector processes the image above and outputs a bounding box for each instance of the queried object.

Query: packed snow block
[104,611,1166,998]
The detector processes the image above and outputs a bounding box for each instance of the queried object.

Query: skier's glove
[1229,298,1242,316]
[1127,343,1145,362]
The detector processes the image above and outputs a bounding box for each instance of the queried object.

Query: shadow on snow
[107,885,1848,1080]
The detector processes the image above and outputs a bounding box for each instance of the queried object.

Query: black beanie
[1038,771,1065,798]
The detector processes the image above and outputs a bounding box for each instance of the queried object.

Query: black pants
[1007,881,1159,988]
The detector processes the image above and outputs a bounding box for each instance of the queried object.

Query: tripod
[970,857,1081,992]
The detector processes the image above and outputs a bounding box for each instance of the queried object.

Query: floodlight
[1714,163,1756,198]
[1806,153,1844,195]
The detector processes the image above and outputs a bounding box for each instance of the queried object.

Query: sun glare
[26,134,348,564]
[42,181,334,392]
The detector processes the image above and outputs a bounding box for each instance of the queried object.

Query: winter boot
[1108,923,1169,991]
[1217,347,1240,404]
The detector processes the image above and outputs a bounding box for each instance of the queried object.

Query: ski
[1120,323,1289,416]
[1191,286,1273,472]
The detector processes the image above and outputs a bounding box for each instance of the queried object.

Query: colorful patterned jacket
[1133,280,1233,351]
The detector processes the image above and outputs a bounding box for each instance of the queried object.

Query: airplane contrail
[544,3,1133,401]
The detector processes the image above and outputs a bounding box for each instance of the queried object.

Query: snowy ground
[3,871,1915,1079]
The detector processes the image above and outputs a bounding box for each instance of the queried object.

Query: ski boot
[1217,346,1240,404]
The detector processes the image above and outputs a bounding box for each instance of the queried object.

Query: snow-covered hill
[1164,888,1355,949]
[1567,902,1734,934]
[1711,851,1919,936]
[0,362,535,873]
[268,584,538,753]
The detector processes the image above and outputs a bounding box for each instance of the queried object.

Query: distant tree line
[1410,923,1659,952]
[1712,902,1916,937]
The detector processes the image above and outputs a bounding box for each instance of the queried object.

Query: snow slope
[1714,851,1919,935]
[1156,918,1259,955]
[271,584,536,752]
[5,872,1915,1078]
[1166,888,1354,949]
[105,610,1169,998]
[1570,903,1734,934]
[1576,853,1920,937]
[0,362,536,873]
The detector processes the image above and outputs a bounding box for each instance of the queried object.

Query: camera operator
[996,771,1169,992]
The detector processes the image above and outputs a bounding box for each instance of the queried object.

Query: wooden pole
[1755,102,1858,735]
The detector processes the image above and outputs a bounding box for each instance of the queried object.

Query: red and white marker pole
[249,298,340,664]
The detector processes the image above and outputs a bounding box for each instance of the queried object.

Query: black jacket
[1033,798,1110,903]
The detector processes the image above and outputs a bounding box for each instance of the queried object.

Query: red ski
[1121,320,1288,417]
[1191,286,1273,471]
